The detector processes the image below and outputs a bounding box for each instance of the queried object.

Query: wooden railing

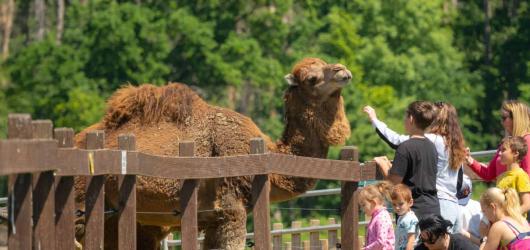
[0,113,380,250]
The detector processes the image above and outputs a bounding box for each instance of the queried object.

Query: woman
[466,100,530,180]
[365,102,466,232]
[466,100,530,216]
[478,187,530,250]
[414,214,478,250]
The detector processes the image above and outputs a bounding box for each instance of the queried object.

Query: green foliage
[2,0,529,223]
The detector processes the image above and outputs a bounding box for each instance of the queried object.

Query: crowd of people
[360,100,530,250]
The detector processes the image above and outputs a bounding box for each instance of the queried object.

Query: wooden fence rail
[0,113,379,250]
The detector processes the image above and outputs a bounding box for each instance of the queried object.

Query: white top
[460,199,483,238]
[372,118,459,202]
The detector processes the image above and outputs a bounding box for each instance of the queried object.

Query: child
[373,101,440,220]
[495,136,530,216]
[391,184,419,250]
[479,187,530,249]
[457,175,483,245]
[359,182,395,250]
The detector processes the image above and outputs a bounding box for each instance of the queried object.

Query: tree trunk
[56,0,64,44]
[483,0,491,65]
[35,0,46,41]
[1,0,14,60]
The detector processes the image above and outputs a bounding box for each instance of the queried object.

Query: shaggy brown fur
[74,58,352,250]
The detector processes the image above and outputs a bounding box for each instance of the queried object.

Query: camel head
[284,58,352,99]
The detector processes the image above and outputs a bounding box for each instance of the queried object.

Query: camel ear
[284,74,298,86]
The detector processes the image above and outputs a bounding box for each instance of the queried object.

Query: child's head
[417,214,453,248]
[480,187,526,225]
[405,101,436,132]
[390,184,413,216]
[358,181,392,215]
[500,136,528,165]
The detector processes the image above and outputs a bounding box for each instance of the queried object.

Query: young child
[391,184,418,250]
[373,101,440,220]
[359,182,395,250]
[457,174,483,245]
[495,136,530,216]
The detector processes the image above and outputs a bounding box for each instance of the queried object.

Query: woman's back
[425,133,459,202]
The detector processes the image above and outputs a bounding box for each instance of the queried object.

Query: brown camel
[74,58,352,249]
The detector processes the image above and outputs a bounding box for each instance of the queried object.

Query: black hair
[418,214,453,243]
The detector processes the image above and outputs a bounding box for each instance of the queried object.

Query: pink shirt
[469,134,530,181]
[365,207,395,250]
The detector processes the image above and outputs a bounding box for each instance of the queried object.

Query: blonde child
[359,181,395,250]
[496,136,530,215]
[391,184,418,250]
[479,187,530,249]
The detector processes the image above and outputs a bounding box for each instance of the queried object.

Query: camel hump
[102,83,203,129]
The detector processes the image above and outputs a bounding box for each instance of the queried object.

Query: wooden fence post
[117,134,137,250]
[250,138,271,250]
[340,146,359,250]
[291,221,302,249]
[7,114,33,250]
[272,222,283,250]
[309,219,320,250]
[327,218,338,250]
[179,141,198,250]
[32,120,55,250]
[84,131,105,250]
[54,128,76,250]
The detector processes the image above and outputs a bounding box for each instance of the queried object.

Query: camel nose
[341,70,352,81]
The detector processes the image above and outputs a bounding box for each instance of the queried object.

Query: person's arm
[479,222,503,250]
[374,156,404,184]
[461,230,481,246]
[467,149,501,182]
[405,233,416,250]
[363,106,409,149]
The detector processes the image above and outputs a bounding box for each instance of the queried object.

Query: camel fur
[74,58,352,249]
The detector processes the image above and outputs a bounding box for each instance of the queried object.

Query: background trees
[0,0,528,222]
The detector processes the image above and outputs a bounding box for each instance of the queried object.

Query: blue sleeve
[372,118,410,149]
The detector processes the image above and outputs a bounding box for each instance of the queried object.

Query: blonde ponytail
[481,187,526,225]
[503,188,526,225]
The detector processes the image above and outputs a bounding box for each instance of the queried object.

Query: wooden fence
[0,113,380,250]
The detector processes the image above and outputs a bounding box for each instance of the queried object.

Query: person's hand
[363,106,377,122]
[374,156,391,176]
[465,147,474,166]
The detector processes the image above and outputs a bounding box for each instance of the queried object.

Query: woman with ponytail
[479,187,530,250]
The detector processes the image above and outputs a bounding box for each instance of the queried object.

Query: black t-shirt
[390,137,440,220]
[414,234,479,250]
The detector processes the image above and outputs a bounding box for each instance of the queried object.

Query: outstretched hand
[465,147,474,166]
[363,106,377,122]
[374,156,391,177]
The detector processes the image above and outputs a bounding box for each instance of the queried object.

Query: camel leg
[202,203,247,250]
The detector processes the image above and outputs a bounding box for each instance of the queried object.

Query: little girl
[360,181,395,250]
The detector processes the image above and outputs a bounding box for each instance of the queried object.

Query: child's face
[480,201,496,222]
[392,198,413,216]
[500,143,519,165]
[361,200,377,215]
[403,114,413,134]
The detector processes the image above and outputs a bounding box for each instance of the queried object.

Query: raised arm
[363,106,409,149]
[466,149,502,182]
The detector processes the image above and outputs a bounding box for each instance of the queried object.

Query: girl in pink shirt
[466,100,530,181]
[359,182,395,250]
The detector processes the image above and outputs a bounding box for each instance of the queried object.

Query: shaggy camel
[74,57,352,249]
